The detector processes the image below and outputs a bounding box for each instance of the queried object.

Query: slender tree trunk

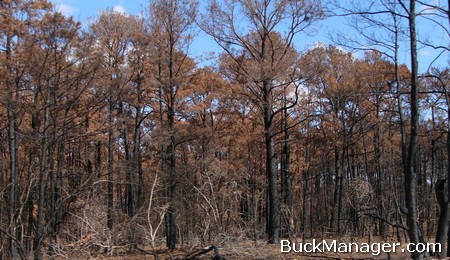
[389,13,409,244]
[123,121,132,217]
[34,82,51,260]
[374,98,385,237]
[123,116,137,250]
[281,96,293,239]
[405,1,423,258]
[134,82,143,209]
[49,111,68,259]
[392,10,408,181]
[435,178,448,257]
[7,80,19,259]
[165,43,177,249]
[302,168,309,243]
[265,130,278,243]
[96,141,102,178]
[7,82,20,259]
[445,83,450,257]
[5,28,21,259]
[332,146,343,234]
[107,94,114,230]
[165,113,177,250]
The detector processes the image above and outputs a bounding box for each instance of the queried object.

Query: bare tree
[398,1,423,258]
[332,1,428,258]
[201,0,323,243]
[330,0,410,239]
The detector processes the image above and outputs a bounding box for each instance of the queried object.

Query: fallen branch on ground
[183,245,225,260]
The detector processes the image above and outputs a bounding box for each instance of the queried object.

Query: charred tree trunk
[107,90,114,230]
[134,80,143,209]
[165,114,177,250]
[374,98,386,237]
[332,146,343,235]
[264,80,279,244]
[404,1,423,258]
[434,178,449,257]
[5,27,20,259]
[445,77,450,257]
[165,42,177,249]
[280,96,293,239]
[123,120,133,217]
[7,83,19,259]
[123,114,137,250]
[49,111,68,258]
[34,81,51,260]
[302,168,309,242]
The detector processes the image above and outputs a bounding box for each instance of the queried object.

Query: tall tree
[202,0,323,243]
[89,9,135,232]
[402,1,423,258]
[147,0,198,250]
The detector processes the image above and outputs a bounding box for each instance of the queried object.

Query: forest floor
[91,237,423,259]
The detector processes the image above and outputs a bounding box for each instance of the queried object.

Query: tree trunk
[302,168,309,243]
[134,107,143,210]
[123,115,137,250]
[165,131,177,250]
[7,81,19,259]
[434,179,449,257]
[332,146,343,234]
[5,28,21,259]
[405,1,423,258]
[123,121,133,217]
[131,76,143,210]
[34,82,51,260]
[49,112,68,259]
[107,95,114,230]
[165,54,177,249]
[444,78,450,257]
[281,97,293,239]
[264,80,279,244]
[374,99,386,237]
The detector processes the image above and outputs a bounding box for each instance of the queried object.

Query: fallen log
[183,245,224,260]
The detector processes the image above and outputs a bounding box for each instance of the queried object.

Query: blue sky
[49,0,147,23]
[49,0,448,72]
[50,0,217,63]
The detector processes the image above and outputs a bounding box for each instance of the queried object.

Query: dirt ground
[90,237,427,259]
